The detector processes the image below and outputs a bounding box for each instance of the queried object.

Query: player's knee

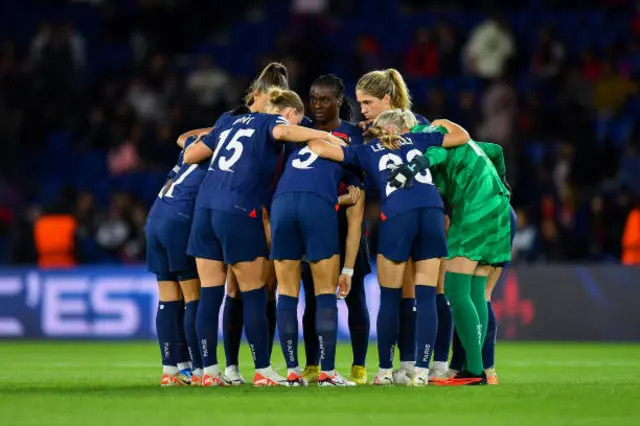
[178,277,201,303]
[157,280,182,301]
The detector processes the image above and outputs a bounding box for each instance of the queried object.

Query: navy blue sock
[377,287,401,369]
[433,293,453,363]
[196,286,225,368]
[222,296,243,367]
[302,270,319,366]
[398,298,416,362]
[415,286,437,369]
[316,294,338,372]
[345,274,369,367]
[184,300,202,370]
[267,299,277,358]
[176,300,190,365]
[277,295,299,369]
[156,300,183,366]
[483,301,497,369]
[242,286,270,369]
[450,327,466,371]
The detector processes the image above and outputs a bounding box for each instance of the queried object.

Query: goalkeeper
[387,124,511,385]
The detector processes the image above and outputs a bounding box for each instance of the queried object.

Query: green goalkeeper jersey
[410,125,511,265]
[411,125,508,208]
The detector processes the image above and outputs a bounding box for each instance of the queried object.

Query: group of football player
[146,62,516,388]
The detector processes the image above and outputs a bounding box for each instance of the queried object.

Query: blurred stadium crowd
[0,0,639,266]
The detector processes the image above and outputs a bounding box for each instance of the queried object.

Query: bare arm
[307,139,346,162]
[430,119,470,148]
[272,124,345,145]
[177,127,212,149]
[183,141,213,164]
[343,191,365,270]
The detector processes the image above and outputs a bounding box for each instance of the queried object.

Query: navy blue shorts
[270,193,339,262]
[378,207,448,262]
[495,205,518,267]
[187,207,268,264]
[145,215,198,282]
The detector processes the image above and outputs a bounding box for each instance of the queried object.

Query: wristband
[341,267,354,277]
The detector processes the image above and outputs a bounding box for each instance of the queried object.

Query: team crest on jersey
[331,131,351,144]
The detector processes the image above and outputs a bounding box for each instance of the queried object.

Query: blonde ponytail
[356,68,412,110]
[365,109,417,150]
[245,62,289,105]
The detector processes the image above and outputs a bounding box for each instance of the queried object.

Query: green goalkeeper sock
[444,272,483,376]
[471,275,489,345]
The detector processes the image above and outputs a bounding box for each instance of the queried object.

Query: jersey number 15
[209,128,256,172]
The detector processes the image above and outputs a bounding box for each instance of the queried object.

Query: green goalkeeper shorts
[446,194,512,266]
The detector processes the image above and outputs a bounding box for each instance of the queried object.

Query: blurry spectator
[30,22,86,70]
[108,125,142,176]
[478,74,517,146]
[292,0,328,14]
[404,28,439,78]
[560,66,593,110]
[126,76,166,122]
[511,209,539,263]
[416,89,448,119]
[531,26,565,82]
[74,191,100,264]
[621,198,640,264]
[593,61,638,116]
[351,34,383,78]
[436,23,460,76]
[586,194,607,259]
[553,144,574,200]
[452,89,482,135]
[186,55,233,111]
[463,13,515,80]
[581,49,602,82]
[76,106,112,150]
[95,193,133,261]
[619,142,640,196]
[122,200,147,263]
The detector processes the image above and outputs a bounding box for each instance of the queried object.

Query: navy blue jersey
[342,132,445,219]
[275,120,363,206]
[414,113,430,125]
[148,137,207,220]
[195,112,288,216]
[274,146,344,207]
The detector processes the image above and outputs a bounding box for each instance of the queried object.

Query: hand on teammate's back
[387,163,415,189]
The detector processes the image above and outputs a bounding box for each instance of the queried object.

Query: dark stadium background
[0,5,639,425]
[0,0,638,267]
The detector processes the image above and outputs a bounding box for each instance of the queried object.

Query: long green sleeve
[474,142,506,178]
[424,146,448,167]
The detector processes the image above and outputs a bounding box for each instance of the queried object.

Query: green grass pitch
[0,342,638,425]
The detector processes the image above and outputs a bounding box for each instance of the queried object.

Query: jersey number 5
[378,149,432,196]
[292,146,319,170]
[209,128,255,172]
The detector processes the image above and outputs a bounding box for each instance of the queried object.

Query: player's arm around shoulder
[307,138,347,162]
[177,127,212,149]
[431,119,470,148]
